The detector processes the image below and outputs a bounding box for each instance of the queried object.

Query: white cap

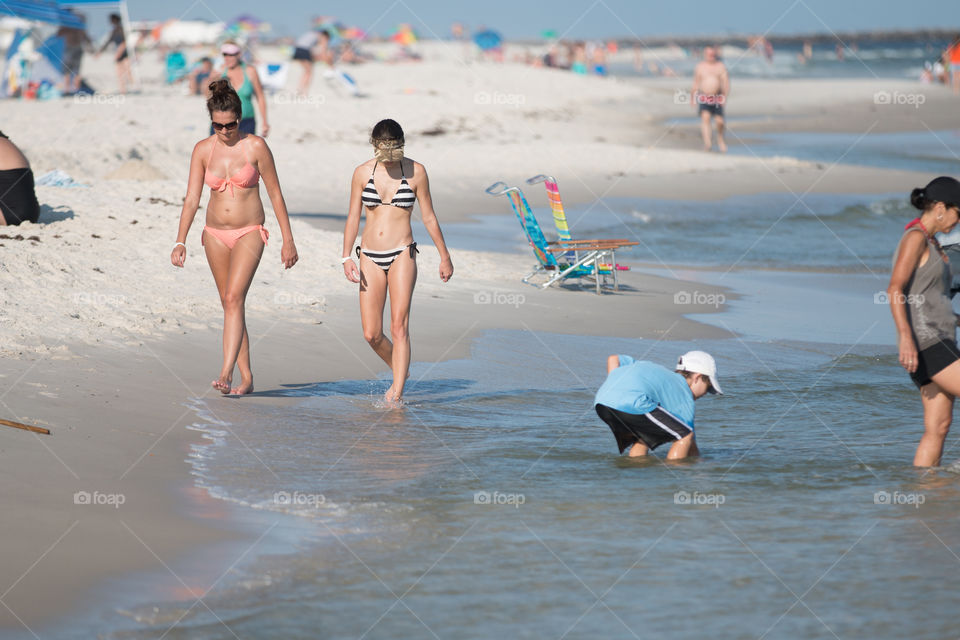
[676,351,723,395]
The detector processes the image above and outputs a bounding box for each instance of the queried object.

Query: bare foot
[230,378,254,395]
[383,387,404,406]
[717,140,727,153]
[703,144,712,152]
[212,377,231,395]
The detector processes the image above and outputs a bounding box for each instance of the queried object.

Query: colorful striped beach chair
[526,174,631,272]
[485,182,637,293]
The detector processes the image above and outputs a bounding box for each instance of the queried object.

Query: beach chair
[485,182,637,293]
[526,173,631,272]
[164,51,188,84]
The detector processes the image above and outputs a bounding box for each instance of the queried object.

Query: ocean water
[445,190,916,274]
[726,129,960,176]
[612,40,951,80]
[87,330,960,640]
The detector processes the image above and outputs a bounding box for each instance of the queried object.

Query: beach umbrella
[473,29,502,51]
[0,0,84,28]
[340,26,367,41]
[312,18,346,45]
[389,23,418,46]
[313,16,341,38]
[227,14,270,33]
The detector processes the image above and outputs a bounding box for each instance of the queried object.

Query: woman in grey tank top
[887,177,960,466]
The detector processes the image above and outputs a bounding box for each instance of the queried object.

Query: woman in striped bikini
[171,79,298,395]
[342,119,454,405]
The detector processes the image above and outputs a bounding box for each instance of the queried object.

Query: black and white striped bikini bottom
[357,242,419,271]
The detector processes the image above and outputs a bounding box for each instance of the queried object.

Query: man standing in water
[594,351,723,459]
[690,46,730,152]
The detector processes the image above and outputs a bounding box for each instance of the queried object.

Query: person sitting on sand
[0,131,40,226]
[341,119,454,405]
[887,176,960,467]
[595,350,723,459]
[188,57,213,95]
[690,46,730,152]
[171,79,298,395]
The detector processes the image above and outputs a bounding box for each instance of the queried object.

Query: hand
[281,240,298,269]
[343,259,360,283]
[171,245,186,267]
[439,256,453,282]
[899,335,918,373]
[261,123,270,138]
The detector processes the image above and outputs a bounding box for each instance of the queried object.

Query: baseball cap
[221,43,241,56]
[924,176,960,206]
[676,351,723,395]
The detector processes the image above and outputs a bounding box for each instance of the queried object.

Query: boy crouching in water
[595,351,723,459]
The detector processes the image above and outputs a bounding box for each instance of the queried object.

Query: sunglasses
[212,120,239,131]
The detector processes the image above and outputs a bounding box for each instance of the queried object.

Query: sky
[84,0,957,40]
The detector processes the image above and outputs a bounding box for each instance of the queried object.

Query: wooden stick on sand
[0,418,51,435]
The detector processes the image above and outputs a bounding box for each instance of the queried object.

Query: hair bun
[910,187,928,211]
[208,77,231,95]
[205,78,242,120]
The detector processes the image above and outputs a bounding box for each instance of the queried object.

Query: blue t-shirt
[594,356,695,428]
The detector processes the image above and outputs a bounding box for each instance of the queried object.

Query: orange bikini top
[204,136,260,196]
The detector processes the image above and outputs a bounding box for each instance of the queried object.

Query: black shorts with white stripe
[595,404,693,453]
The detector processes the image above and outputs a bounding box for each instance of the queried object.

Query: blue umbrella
[473,30,502,51]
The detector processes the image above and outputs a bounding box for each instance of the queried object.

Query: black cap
[923,176,960,206]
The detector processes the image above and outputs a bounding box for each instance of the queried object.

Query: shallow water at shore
[81,327,959,640]
[445,190,912,275]
[728,129,960,176]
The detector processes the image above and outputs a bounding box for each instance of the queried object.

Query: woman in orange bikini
[172,78,298,395]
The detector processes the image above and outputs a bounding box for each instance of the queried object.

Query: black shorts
[0,168,40,225]
[698,101,724,117]
[292,47,313,61]
[595,404,693,453]
[910,339,960,389]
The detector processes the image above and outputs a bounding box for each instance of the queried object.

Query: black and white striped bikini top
[361,161,416,209]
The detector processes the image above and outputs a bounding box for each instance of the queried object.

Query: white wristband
[341,255,354,264]
[174,242,186,250]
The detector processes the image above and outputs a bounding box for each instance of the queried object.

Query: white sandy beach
[0,40,955,631]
